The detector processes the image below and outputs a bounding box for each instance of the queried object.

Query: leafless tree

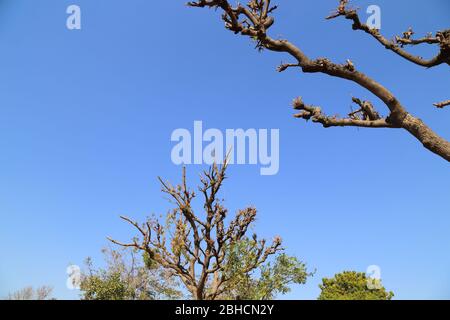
[187,0,450,161]
[5,286,53,300]
[108,161,283,300]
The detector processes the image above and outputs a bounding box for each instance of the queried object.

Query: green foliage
[80,247,182,300]
[318,271,394,300]
[80,271,130,300]
[142,250,158,270]
[219,238,312,300]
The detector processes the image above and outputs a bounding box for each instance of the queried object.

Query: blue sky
[0,0,449,300]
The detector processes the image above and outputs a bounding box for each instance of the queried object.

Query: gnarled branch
[327,0,450,68]
[292,97,397,129]
[188,0,450,161]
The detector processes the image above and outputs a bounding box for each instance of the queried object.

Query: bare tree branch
[327,0,450,68]
[433,100,450,109]
[292,97,397,129]
[187,0,450,161]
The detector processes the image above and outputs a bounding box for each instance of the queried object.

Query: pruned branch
[395,27,440,47]
[327,0,450,68]
[188,0,450,161]
[292,97,396,129]
[277,62,300,72]
[434,100,450,109]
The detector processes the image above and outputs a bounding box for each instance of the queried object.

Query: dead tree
[187,0,450,161]
[108,161,282,300]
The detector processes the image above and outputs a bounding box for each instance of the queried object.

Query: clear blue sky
[0,0,449,300]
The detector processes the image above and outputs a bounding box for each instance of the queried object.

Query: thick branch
[292,97,397,129]
[188,0,450,161]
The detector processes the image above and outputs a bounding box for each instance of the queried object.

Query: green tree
[318,271,394,300]
[219,239,312,300]
[80,247,181,300]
